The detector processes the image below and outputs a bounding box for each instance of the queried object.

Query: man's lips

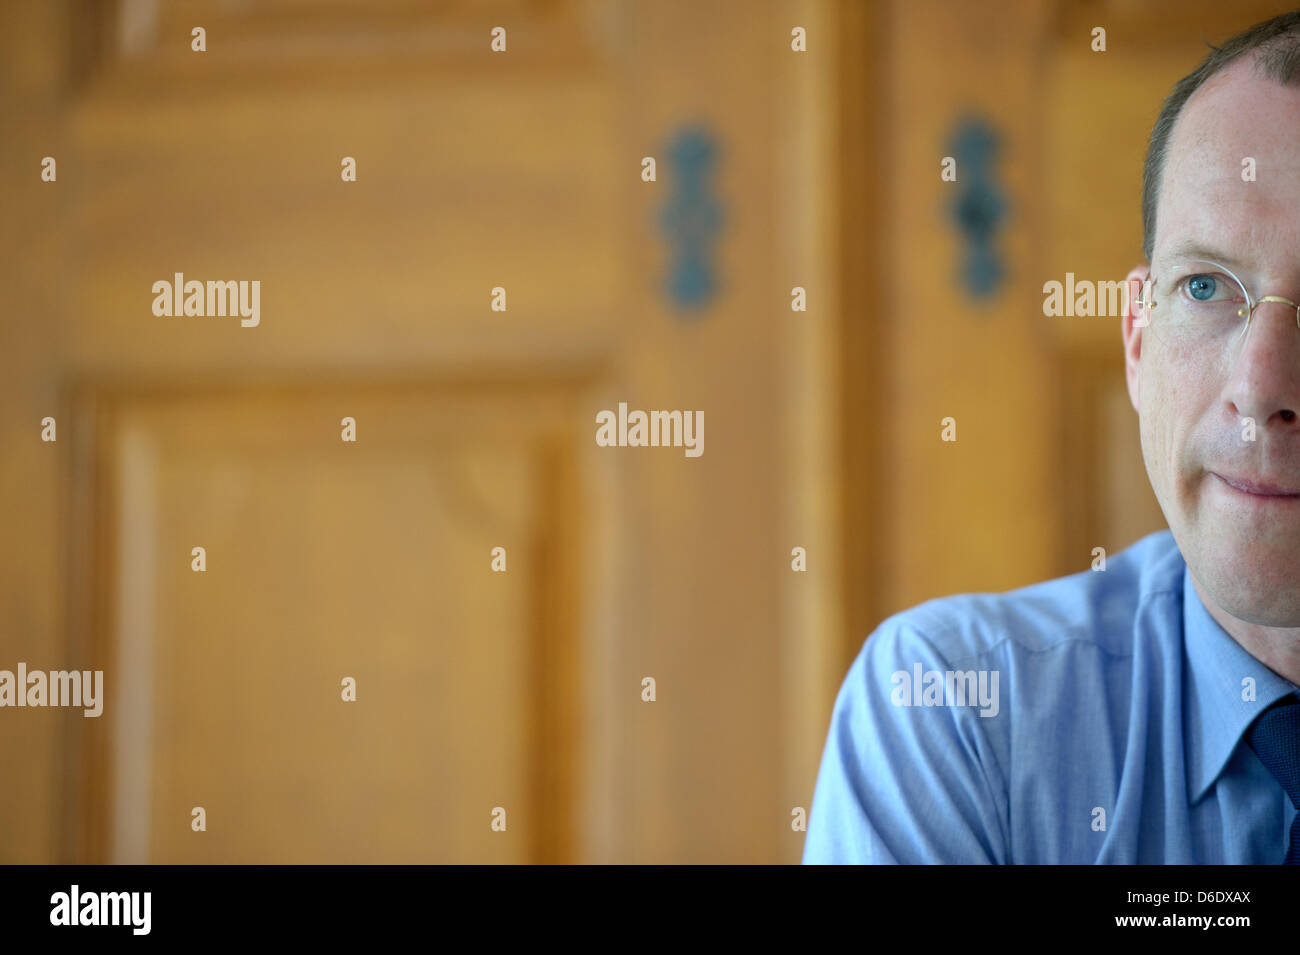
[1212,472,1300,497]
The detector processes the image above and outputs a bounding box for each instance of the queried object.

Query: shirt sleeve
[801,613,1010,863]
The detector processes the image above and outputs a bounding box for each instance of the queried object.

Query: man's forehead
[1158,57,1300,260]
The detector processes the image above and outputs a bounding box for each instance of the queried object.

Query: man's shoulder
[865,529,1183,670]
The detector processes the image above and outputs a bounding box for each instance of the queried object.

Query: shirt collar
[1182,563,1299,805]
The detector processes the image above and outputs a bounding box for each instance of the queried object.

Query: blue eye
[1187,275,1217,301]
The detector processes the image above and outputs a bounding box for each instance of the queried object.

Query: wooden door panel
[89,385,581,863]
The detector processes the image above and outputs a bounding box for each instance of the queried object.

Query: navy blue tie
[1245,694,1300,864]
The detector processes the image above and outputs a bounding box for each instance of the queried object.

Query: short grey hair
[1142,10,1300,261]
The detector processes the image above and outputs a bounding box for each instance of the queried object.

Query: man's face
[1125,57,1300,627]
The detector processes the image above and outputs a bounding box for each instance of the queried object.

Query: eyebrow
[1160,242,1247,271]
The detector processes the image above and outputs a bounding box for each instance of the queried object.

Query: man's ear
[1122,263,1151,414]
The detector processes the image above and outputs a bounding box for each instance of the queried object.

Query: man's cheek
[1139,392,1181,501]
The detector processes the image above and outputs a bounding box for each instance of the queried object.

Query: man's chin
[1190,536,1300,627]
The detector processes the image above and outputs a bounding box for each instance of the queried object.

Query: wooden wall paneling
[0,0,75,865]
[776,0,847,863]
[833,0,887,678]
[885,0,1061,611]
[10,0,850,865]
[615,0,844,863]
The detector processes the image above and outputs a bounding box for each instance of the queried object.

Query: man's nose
[1224,298,1300,428]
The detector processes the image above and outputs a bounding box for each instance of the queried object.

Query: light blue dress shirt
[803,529,1300,863]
